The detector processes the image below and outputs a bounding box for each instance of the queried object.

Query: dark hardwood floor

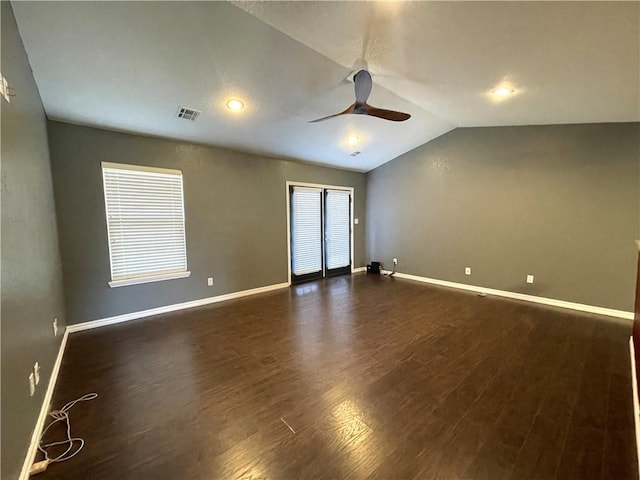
[37,274,637,479]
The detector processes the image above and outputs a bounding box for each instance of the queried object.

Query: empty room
[2,1,640,479]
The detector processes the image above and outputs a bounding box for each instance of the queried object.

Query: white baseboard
[629,337,640,480]
[392,272,633,320]
[352,267,366,273]
[67,281,290,333]
[19,329,69,480]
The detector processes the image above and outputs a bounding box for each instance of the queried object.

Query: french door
[289,185,352,284]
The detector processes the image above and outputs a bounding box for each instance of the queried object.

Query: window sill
[108,271,191,288]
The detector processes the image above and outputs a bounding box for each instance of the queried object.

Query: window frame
[101,162,190,288]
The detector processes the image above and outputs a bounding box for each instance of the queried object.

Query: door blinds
[291,187,322,276]
[325,189,351,269]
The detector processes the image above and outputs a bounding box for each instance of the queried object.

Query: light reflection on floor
[290,278,383,475]
[330,398,382,475]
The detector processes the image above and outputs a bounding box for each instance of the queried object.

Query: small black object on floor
[367,261,381,274]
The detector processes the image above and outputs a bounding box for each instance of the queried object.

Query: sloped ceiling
[11,1,640,172]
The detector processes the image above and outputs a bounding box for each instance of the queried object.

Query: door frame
[285,181,355,285]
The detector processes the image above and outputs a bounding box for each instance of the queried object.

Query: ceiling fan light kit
[310,70,411,123]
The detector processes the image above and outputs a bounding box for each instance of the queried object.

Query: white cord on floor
[31,393,98,475]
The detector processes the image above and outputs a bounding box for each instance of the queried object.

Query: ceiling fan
[309,70,411,123]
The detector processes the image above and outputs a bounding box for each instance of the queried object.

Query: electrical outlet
[393,258,398,264]
[29,373,35,396]
[34,362,40,385]
[207,277,214,287]
[465,267,471,275]
[526,275,534,284]
[354,218,359,225]
[53,318,58,336]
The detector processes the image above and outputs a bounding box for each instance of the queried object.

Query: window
[101,162,190,287]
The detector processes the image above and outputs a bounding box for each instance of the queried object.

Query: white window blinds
[102,162,189,287]
[325,189,351,269]
[291,187,322,276]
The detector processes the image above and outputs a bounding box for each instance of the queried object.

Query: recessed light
[226,99,244,111]
[347,135,359,145]
[492,87,515,97]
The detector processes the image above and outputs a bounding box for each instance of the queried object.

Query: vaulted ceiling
[11,1,640,172]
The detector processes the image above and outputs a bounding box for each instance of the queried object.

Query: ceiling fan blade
[354,70,372,105]
[366,105,411,122]
[308,104,355,123]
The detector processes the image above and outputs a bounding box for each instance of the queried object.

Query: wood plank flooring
[37,274,637,479]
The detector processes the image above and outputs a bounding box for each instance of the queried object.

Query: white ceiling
[11,1,640,172]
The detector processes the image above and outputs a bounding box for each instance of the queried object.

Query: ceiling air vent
[350,151,361,157]
[176,106,201,121]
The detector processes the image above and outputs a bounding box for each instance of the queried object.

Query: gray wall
[367,123,640,311]
[1,3,67,478]
[48,121,367,325]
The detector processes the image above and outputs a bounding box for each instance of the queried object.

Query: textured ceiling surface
[11,1,640,172]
